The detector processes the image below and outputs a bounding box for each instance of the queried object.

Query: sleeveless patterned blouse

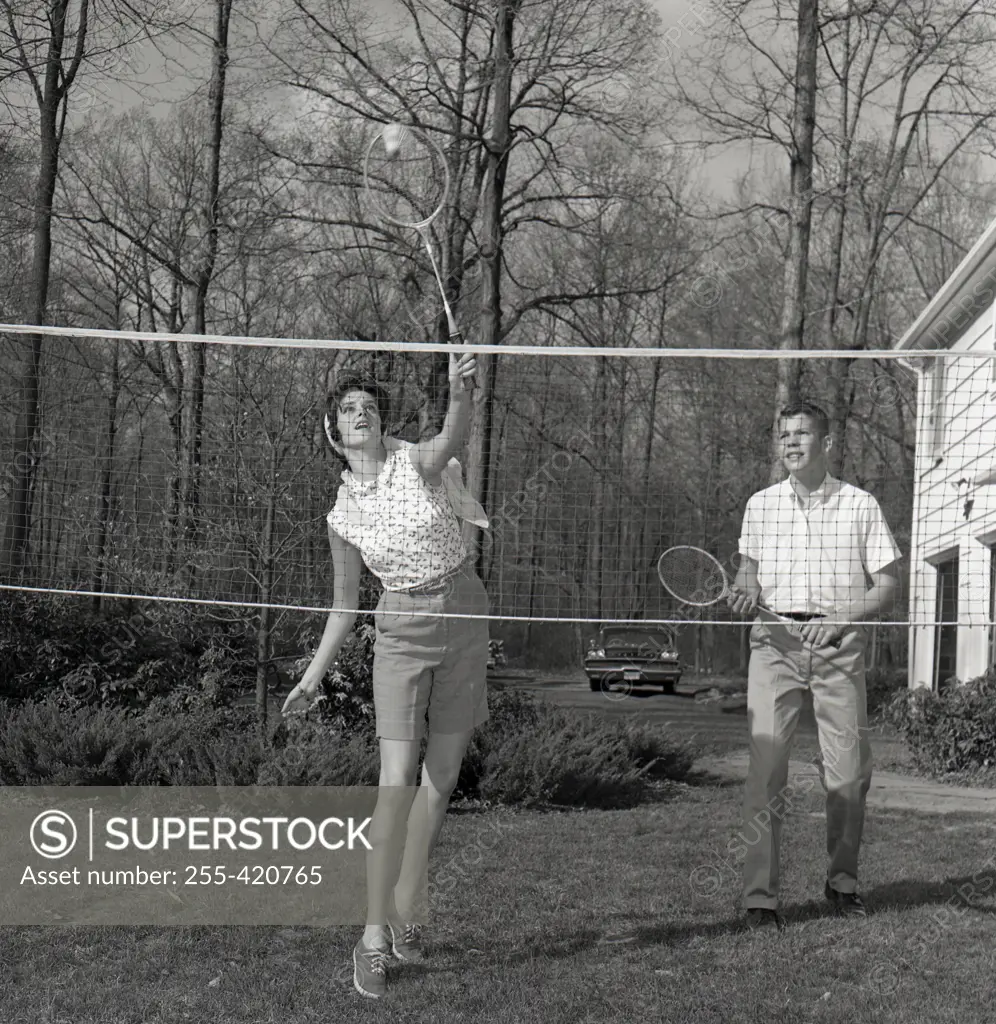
[327,447,468,591]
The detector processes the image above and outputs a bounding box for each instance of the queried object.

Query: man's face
[779,414,827,474]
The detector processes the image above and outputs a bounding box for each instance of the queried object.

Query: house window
[934,555,959,691]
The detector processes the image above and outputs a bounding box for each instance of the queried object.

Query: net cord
[0,323,970,362]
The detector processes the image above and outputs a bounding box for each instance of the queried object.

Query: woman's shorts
[372,564,490,741]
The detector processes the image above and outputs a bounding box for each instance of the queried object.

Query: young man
[726,400,901,930]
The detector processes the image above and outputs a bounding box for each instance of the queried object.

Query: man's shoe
[353,938,390,998]
[387,920,424,963]
[824,882,868,917]
[745,908,782,931]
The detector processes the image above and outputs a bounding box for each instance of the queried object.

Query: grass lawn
[3,775,995,1023]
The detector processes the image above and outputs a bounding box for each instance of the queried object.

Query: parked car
[584,624,682,694]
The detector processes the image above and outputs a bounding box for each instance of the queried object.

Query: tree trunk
[590,357,608,622]
[256,444,278,732]
[184,0,233,588]
[769,0,819,482]
[92,337,120,610]
[1,6,71,579]
[463,0,518,574]
[634,347,663,619]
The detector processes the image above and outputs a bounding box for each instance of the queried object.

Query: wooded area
[3,0,996,691]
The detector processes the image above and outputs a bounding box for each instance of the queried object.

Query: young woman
[281,354,490,1000]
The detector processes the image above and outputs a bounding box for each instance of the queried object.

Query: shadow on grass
[426,930,606,968]
[681,768,743,791]
[378,873,996,976]
[859,875,996,916]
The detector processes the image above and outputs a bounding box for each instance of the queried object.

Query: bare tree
[769,0,818,479]
[664,0,996,481]
[180,0,234,587]
[0,0,92,579]
[0,0,174,578]
[262,0,666,564]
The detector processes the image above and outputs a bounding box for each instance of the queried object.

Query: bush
[0,695,375,787]
[884,668,996,774]
[0,683,698,808]
[267,719,380,786]
[0,698,161,785]
[618,719,697,782]
[477,713,648,808]
[287,619,377,734]
[454,687,695,806]
[1,597,699,804]
[134,703,268,785]
[865,665,909,718]
[0,592,254,710]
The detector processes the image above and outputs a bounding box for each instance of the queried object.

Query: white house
[894,217,996,690]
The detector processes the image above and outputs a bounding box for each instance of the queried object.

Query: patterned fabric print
[327,447,468,591]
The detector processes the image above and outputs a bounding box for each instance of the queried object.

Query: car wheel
[660,680,676,696]
[589,677,602,692]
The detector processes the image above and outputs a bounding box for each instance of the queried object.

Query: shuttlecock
[382,122,407,157]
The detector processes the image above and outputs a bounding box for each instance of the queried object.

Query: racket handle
[447,330,478,391]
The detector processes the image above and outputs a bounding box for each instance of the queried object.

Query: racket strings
[659,550,726,605]
[365,130,448,228]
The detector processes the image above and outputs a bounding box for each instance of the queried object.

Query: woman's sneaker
[388,920,424,963]
[353,938,390,998]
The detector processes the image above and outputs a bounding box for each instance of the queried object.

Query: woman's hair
[323,371,391,457]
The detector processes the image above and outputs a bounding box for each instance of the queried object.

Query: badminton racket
[657,545,842,649]
[363,122,476,391]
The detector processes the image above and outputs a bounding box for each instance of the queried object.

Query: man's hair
[778,400,830,440]
[324,371,391,457]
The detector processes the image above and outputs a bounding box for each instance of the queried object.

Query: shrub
[267,718,379,786]
[455,687,695,806]
[0,592,253,710]
[290,619,376,734]
[0,606,700,808]
[0,698,159,785]
[884,668,996,774]
[618,720,697,782]
[865,665,909,718]
[453,687,544,797]
[0,682,698,808]
[477,713,649,808]
[134,703,267,785]
[488,639,507,669]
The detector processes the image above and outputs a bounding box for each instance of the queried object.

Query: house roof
[893,214,996,352]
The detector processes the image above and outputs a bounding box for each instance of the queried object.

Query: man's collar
[783,471,837,504]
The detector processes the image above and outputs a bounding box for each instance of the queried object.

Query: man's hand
[449,351,477,388]
[796,618,844,648]
[727,583,760,617]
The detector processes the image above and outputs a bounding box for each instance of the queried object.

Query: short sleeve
[860,496,902,575]
[738,495,761,562]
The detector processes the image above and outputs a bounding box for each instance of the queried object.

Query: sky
[63,0,751,203]
[72,0,982,216]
